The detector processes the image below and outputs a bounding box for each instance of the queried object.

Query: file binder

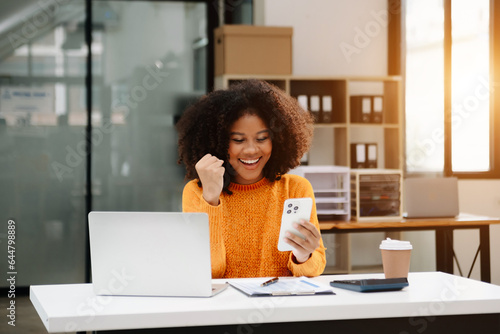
[372,96,383,123]
[310,95,321,123]
[350,143,366,168]
[366,143,378,168]
[297,95,308,111]
[322,95,333,123]
[350,95,371,123]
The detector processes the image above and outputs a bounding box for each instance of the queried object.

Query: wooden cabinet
[215,75,403,170]
[350,169,403,222]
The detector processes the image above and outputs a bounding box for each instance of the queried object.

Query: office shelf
[215,75,403,170]
[289,165,350,221]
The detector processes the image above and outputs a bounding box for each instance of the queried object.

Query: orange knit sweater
[182,174,326,278]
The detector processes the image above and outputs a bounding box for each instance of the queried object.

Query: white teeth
[240,158,260,164]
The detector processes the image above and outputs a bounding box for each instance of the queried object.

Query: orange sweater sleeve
[182,180,226,278]
[181,175,327,278]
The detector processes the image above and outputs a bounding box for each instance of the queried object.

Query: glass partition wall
[91,1,207,213]
[0,0,88,287]
[0,0,212,287]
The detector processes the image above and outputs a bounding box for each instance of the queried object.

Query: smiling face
[227,113,272,185]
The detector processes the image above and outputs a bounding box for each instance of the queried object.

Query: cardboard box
[214,25,293,75]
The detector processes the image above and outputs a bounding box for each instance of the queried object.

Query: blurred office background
[0,0,252,288]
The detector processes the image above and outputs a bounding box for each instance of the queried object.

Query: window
[403,0,500,177]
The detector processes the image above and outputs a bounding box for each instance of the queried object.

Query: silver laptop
[88,211,228,297]
[404,177,459,218]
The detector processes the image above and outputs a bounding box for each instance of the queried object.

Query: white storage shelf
[289,166,352,274]
[315,197,348,203]
[289,165,350,221]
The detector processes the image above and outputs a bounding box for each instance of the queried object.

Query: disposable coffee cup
[379,238,412,278]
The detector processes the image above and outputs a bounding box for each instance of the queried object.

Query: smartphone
[277,197,313,252]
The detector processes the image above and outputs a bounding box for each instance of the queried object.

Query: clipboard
[228,276,335,297]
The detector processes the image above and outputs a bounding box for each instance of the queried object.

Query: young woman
[176,79,326,278]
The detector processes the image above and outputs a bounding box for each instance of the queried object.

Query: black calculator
[330,277,409,292]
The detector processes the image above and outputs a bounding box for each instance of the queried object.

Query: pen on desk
[261,277,279,287]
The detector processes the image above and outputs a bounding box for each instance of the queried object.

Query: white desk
[30,272,500,334]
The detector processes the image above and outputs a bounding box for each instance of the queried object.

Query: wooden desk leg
[479,226,491,283]
[435,228,454,275]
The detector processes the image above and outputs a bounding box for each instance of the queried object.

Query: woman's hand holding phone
[287,220,321,263]
[277,198,321,263]
[195,154,225,206]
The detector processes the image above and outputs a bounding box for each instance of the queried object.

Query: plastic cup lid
[379,238,413,250]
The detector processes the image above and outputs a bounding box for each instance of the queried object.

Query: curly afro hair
[176,79,314,194]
